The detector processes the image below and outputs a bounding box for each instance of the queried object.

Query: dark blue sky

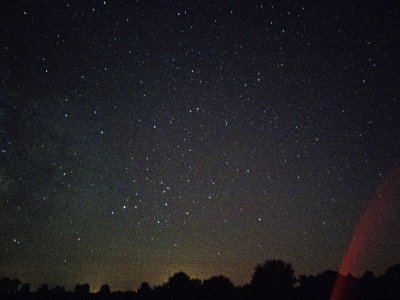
[1,0,400,292]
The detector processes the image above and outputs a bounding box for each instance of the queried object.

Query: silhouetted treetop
[74,283,90,295]
[203,275,234,289]
[251,259,296,289]
[0,278,21,295]
[251,259,296,300]
[166,272,200,290]
[99,284,110,294]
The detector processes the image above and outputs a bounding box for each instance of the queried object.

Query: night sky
[1,0,400,292]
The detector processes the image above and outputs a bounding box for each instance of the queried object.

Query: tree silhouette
[0,278,11,295]
[202,275,234,299]
[9,278,21,295]
[376,264,400,299]
[164,272,201,300]
[74,283,90,296]
[19,283,30,295]
[37,283,49,294]
[166,272,192,290]
[51,285,66,295]
[137,281,152,299]
[250,259,296,300]
[203,275,233,289]
[298,270,338,300]
[99,284,111,295]
[356,271,376,299]
[0,278,21,295]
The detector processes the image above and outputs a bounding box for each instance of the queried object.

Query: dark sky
[1,0,400,292]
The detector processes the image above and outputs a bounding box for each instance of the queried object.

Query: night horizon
[2,260,400,293]
[1,0,400,295]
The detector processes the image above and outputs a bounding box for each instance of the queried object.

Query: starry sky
[1,0,400,292]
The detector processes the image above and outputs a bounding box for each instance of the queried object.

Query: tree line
[1,259,400,299]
